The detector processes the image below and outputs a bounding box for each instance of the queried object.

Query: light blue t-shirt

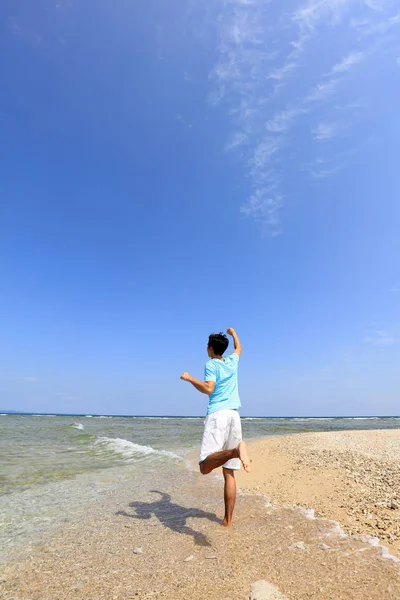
[204,353,241,415]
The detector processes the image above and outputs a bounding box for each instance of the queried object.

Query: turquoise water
[2,414,400,496]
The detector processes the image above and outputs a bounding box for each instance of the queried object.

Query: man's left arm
[180,372,215,396]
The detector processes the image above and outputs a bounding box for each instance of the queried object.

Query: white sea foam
[94,437,182,461]
[367,538,400,563]
[0,414,7,416]
[345,417,380,420]
[303,508,315,520]
[94,416,112,419]
[71,423,84,431]
[85,415,93,418]
[291,418,336,422]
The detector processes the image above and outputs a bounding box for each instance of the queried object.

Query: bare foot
[238,441,251,473]
[222,518,232,527]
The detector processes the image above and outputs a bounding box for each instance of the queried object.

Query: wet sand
[237,429,400,557]
[2,438,400,600]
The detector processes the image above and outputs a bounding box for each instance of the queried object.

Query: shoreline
[2,430,400,598]
[237,429,400,556]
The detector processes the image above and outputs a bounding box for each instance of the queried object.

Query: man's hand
[227,327,242,357]
[180,372,192,382]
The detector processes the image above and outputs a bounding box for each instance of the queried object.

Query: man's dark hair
[208,333,229,356]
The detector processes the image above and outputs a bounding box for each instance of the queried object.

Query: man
[180,327,250,527]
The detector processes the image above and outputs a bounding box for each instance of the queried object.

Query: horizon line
[1,411,400,419]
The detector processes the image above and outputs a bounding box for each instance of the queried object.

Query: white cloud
[354,10,400,35]
[18,376,38,383]
[293,0,358,30]
[311,165,342,178]
[305,79,340,103]
[312,122,338,140]
[208,0,400,229]
[225,132,248,151]
[250,138,281,171]
[7,17,41,44]
[241,188,283,228]
[334,98,367,111]
[364,0,388,11]
[331,51,366,73]
[266,107,304,133]
[7,17,21,36]
[268,62,297,81]
[364,330,400,346]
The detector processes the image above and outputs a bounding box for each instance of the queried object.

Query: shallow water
[2,465,400,599]
[1,413,400,589]
[2,414,400,496]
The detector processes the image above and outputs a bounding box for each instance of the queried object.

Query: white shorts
[199,409,242,470]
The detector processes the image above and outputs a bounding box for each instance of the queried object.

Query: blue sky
[1,0,400,416]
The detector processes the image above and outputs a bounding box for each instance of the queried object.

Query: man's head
[207,333,229,358]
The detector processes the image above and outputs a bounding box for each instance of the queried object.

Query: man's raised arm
[227,327,242,357]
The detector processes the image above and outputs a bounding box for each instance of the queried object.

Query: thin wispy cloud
[17,376,38,382]
[268,62,297,81]
[364,330,400,346]
[311,165,342,179]
[208,0,400,229]
[305,79,340,104]
[334,98,367,111]
[331,51,366,73]
[312,122,339,140]
[353,10,400,35]
[364,0,392,11]
[7,16,41,44]
[266,108,305,133]
[293,0,358,29]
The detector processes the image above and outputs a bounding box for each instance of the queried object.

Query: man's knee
[223,467,235,478]
[199,461,210,475]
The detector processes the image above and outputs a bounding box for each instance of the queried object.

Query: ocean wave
[94,416,112,419]
[85,415,93,418]
[291,418,335,422]
[94,437,182,461]
[70,423,84,431]
[345,417,381,420]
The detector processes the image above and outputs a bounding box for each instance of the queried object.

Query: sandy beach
[237,429,400,556]
[2,428,400,599]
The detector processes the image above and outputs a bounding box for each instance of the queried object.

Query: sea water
[1,414,400,598]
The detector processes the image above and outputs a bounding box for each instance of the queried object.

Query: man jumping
[180,327,250,527]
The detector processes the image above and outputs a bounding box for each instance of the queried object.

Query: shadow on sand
[116,490,221,547]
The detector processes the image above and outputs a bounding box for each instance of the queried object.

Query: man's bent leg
[222,468,236,527]
[199,447,239,475]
